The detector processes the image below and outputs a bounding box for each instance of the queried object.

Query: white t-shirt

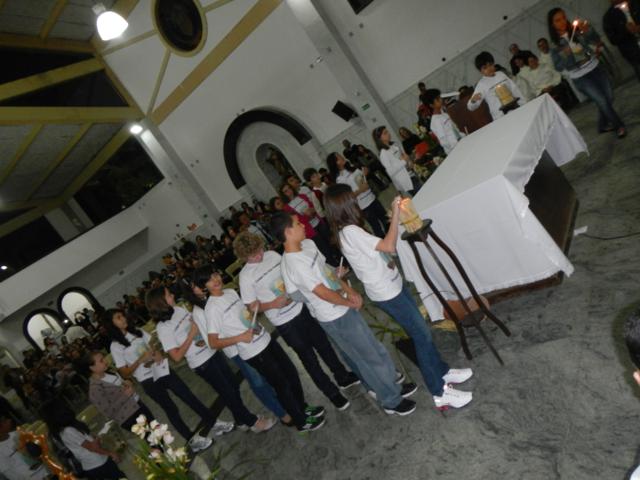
[60,427,108,472]
[467,71,525,120]
[524,64,562,95]
[339,225,403,302]
[282,239,348,323]
[239,251,303,327]
[110,331,169,383]
[299,185,325,218]
[336,169,375,209]
[204,290,271,361]
[192,305,237,358]
[0,431,48,480]
[430,112,463,155]
[156,306,214,369]
[379,145,413,193]
[288,196,320,228]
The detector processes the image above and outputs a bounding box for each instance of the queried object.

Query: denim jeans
[320,309,402,409]
[140,372,213,440]
[277,304,351,400]
[247,339,308,428]
[376,286,449,396]
[232,355,286,418]
[194,351,257,427]
[572,64,624,131]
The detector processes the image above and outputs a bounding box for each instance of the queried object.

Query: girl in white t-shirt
[103,309,215,450]
[327,152,389,239]
[372,126,420,196]
[146,287,273,434]
[44,402,123,479]
[192,266,326,433]
[323,184,474,411]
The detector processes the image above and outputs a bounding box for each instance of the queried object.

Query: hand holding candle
[398,197,423,233]
[569,19,579,44]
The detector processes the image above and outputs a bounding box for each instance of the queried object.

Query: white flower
[162,431,174,445]
[149,419,159,429]
[136,414,147,425]
[173,447,187,461]
[131,423,146,439]
[165,447,176,462]
[147,429,162,446]
[149,448,162,461]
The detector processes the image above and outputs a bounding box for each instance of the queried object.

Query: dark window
[155,0,204,53]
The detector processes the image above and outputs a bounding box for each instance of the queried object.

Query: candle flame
[572,19,579,26]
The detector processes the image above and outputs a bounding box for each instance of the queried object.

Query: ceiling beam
[101,29,156,56]
[203,0,236,13]
[0,58,104,102]
[0,107,140,125]
[40,0,68,39]
[147,49,170,115]
[0,32,93,53]
[0,198,48,213]
[151,0,282,124]
[25,123,92,201]
[0,125,43,186]
[0,199,63,238]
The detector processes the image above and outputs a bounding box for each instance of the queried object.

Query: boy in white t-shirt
[423,89,465,155]
[271,211,417,416]
[467,51,525,120]
[192,266,325,433]
[234,231,358,410]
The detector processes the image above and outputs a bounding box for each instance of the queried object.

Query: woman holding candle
[323,184,473,411]
[548,7,627,138]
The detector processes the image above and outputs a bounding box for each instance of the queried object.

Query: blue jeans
[232,355,286,419]
[572,64,624,131]
[376,286,449,396]
[320,309,402,409]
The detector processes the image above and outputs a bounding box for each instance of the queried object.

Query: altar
[397,94,587,321]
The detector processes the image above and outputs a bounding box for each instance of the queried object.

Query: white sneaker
[367,390,377,400]
[433,384,472,410]
[188,434,213,453]
[250,415,277,433]
[209,420,234,437]
[442,368,473,385]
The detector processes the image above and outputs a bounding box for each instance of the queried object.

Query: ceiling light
[0,265,7,270]
[129,124,143,135]
[93,3,128,41]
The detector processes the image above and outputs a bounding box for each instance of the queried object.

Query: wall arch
[23,308,65,351]
[223,108,325,190]
[56,287,102,323]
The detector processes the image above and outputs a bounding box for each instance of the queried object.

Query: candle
[398,197,423,233]
[251,305,259,329]
[569,19,579,44]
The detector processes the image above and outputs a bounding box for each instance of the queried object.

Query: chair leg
[474,323,505,365]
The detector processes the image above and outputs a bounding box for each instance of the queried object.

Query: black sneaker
[305,405,325,418]
[297,415,326,433]
[395,371,405,384]
[337,372,361,390]
[401,382,418,398]
[383,398,416,416]
[330,393,350,411]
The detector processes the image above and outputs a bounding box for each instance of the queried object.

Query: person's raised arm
[376,196,402,253]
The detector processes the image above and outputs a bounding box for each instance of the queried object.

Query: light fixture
[129,123,143,135]
[93,3,128,41]
[0,265,7,270]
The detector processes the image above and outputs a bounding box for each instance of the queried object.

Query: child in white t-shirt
[467,51,525,120]
[323,184,473,411]
[423,89,465,155]
[271,210,417,416]
[192,266,325,434]
[234,231,357,410]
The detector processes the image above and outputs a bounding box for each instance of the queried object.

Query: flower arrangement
[131,415,190,479]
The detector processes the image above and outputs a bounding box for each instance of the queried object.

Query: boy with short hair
[271,211,418,416]
[467,51,525,120]
[424,88,465,154]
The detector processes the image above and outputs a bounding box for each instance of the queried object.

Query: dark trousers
[83,458,124,479]
[573,64,625,132]
[277,305,350,400]
[362,199,389,238]
[247,340,308,428]
[312,221,341,266]
[194,351,257,427]
[120,403,154,432]
[140,372,212,440]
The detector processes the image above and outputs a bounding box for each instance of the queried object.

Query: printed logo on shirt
[270,278,286,297]
[239,305,266,342]
[323,265,341,291]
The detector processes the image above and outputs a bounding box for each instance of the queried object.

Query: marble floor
[124,79,640,480]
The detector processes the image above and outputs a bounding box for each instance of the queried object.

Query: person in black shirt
[603,0,640,81]
[509,43,534,75]
[341,139,359,164]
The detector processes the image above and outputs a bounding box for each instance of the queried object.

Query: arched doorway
[223,108,325,200]
[23,308,65,351]
[255,144,296,191]
[57,287,102,325]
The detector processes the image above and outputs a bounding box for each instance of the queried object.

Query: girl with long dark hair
[548,7,626,138]
[146,287,275,434]
[104,309,224,450]
[372,126,421,195]
[326,152,388,238]
[323,184,473,411]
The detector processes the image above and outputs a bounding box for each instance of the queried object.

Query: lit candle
[569,19,580,44]
[398,197,423,233]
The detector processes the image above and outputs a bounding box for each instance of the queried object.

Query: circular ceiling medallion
[154,0,207,56]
